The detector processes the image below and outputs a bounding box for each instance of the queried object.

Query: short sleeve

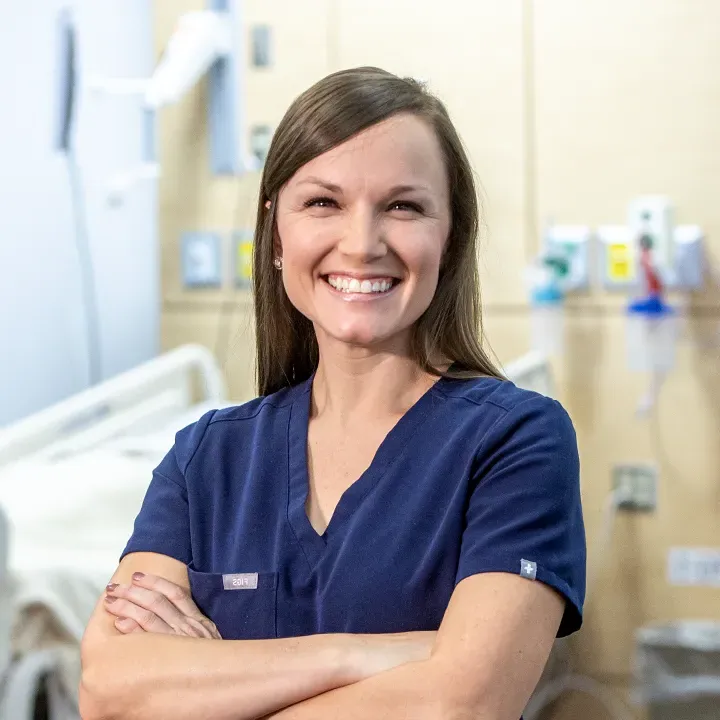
[456,396,586,637]
[120,410,215,565]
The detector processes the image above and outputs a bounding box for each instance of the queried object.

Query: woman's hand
[104,572,221,639]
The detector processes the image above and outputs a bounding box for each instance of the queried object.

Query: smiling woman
[79,67,586,720]
[273,113,451,355]
[253,67,500,396]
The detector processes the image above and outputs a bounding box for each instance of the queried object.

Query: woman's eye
[389,201,423,213]
[304,196,337,209]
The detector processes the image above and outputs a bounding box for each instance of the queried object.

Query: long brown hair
[252,67,503,396]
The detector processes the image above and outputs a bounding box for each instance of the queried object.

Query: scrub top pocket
[188,567,278,640]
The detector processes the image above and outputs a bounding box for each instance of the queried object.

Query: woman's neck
[311,352,436,427]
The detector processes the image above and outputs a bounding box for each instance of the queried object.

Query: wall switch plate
[181,232,223,288]
[612,463,657,511]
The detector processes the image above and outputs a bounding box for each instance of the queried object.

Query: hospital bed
[0,344,228,719]
[0,346,555,720]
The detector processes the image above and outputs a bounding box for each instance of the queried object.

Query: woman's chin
[320,323,399,350]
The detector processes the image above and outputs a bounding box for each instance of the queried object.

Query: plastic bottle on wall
[529,264,565,357]
[625,218,677,373]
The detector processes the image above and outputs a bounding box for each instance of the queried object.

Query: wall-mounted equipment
[526,224,591,357]
[527,260,565,357]
[542,224,591,291]
[628,196,674,283]
[598,197,704,292]
[251,25,273,68]
[90,0,253,205]
[53,7,77,153]
[53,7,103,387]
[250,124,273,167]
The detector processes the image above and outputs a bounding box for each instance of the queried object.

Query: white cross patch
[520,559,537,580]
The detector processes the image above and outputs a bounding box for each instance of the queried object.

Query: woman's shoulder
[435,373,575,447]
[437,373,563,416]
[170,383,307,468]
[209,382,305,426]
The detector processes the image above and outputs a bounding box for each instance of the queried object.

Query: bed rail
[0,345,226,467]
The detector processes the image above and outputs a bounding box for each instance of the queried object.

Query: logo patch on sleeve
[520,559,537,580]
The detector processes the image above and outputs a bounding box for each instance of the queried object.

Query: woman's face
[275,113,451,353]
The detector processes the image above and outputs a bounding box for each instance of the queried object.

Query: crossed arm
[264,571,563,720]
[80,553,564,720]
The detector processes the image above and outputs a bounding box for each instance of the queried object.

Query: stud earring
[273,257,283,270]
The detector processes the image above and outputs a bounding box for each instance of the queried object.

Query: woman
[80,67,586,720]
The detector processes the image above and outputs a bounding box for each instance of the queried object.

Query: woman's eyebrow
[296,177,343,193]
[296,177,432,196]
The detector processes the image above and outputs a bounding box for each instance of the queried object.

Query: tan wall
[156,1,720,717]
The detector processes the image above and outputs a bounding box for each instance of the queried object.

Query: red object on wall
[640,247,663,296]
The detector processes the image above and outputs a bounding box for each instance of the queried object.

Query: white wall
[0,0,158,426]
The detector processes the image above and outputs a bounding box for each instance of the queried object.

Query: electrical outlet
[612,464,658,511]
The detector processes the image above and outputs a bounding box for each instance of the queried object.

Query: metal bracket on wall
[207,0,252,175]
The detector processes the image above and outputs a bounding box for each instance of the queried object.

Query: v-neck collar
[286,371,450,570]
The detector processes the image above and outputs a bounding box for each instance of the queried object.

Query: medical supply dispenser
[625,298,677,373]
[528,260,565,357]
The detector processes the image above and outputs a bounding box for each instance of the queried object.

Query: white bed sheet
[0,400,227,705]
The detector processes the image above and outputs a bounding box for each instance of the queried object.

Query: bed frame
[0,344,227,468]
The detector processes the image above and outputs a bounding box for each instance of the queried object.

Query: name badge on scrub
[222,573,259,590]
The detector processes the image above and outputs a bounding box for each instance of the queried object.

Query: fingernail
[104,595,117,603]
[106,583,118,592]
[132,572,145,582]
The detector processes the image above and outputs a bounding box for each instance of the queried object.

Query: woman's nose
[337,209,387,260]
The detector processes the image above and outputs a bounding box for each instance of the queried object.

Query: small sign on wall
[667,547,720,587]
[234,230,254,288]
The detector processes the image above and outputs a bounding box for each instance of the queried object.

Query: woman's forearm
[80,632,367,720]
[79,631,432,720]
[265,655,450,720]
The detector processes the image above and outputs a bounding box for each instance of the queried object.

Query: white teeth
[326,276,396,294]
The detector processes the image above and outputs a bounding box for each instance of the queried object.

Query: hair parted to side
[252,66,504,396]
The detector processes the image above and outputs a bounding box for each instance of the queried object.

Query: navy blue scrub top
[122,373,586,647]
